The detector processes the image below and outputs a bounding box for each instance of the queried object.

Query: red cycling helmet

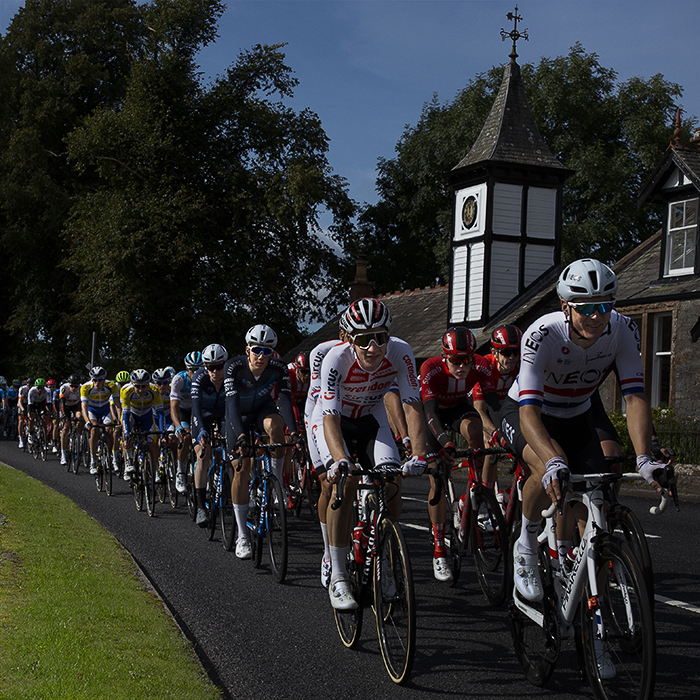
[442,327,476,356]
[294,351,310,371]
[47,379,56,387]
[490,325,522,351]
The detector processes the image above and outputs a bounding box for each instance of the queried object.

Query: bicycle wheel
[103,445,113,497]
[40,425,48,461]
[508,529,560,687]
[220,464,235,551]
[80,432,90,471]
[71,427,81,474]
[66,428,74,472]
[205,468,217,541]
[334,549,364,648]
[289,451,304,517]
[156,451,167,504]
[133,453,144,512]
[186,453,197,521]
[95,441,105,492]
[607,504,654,609]
[470,485,510,605]
[581,536,655,700]
[266,476,288,583]
[166,452,178,509]
[373,515,416,685]
[31,428,40,459]
[144,452,156,517]
[248,477,264,569]
[306,468,321,523]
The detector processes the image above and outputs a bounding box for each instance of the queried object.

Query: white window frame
[650,313,672,408]
[665,197,698,277]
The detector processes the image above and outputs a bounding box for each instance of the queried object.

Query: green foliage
[0,0,354,375]
[352,43,695,295]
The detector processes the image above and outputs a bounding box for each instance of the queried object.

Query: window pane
[686,199,698,226]
[660,315,672,352]
[670,231,685,269]
[672,203,684,228]
[659,355,671,406]
[682,229,696,268]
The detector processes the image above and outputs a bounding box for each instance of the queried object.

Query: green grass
[0,463,221,699]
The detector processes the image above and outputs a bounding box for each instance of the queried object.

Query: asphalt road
[2,440,699,699]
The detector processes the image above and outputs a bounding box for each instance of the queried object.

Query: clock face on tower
[462,195,478,230]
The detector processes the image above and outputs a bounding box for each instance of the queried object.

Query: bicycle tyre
[306,469,321,523]
[334,549,364,648]
[289,450,304,517]
[156,450,167,504]
[133,453,144,512]
[144,452,156,517]
[103,443,113,497]
[31,428,40,459]
[186,453,197,521]
[266,476,288,583]
[581,536,655,700]
[95,440,105,492]
[508,528,560,687]
[470,485,510,605]
[220,464,236,551]
[67,427,75,472]
[40,425,48,461]
[373,515,416,685]
[80,432,90,471]
[248,477,263,569]
[205,467,217,540]
[166,452,178,509]
[607,504,654,609]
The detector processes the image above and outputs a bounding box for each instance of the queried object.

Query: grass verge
[0,463,221,699]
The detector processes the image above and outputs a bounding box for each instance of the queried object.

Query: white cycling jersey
[27,386,50,405]
[170,372,192,411]
[509,310,644,418]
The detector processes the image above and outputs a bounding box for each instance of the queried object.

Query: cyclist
[192,344,228,528]
[152,367,176,471]
[318,298,432,610]
[4,379,19,438]
[46,379,60,452]
[17,377,33,449]
[111,370,131,470]
[59,374,84,466]
[0,376,6,434]
[121,369,164,480]
[81,366,119,475]
[27,378,51,445]
[171,351,202,494]
[500,258,667,604]
[420,327,500,582]
[224,325,299,559]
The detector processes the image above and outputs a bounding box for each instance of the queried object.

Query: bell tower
[448,7,572,327]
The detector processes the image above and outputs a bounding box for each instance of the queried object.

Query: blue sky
[2,0,699,213]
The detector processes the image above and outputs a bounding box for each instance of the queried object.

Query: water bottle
[353,522,366,564]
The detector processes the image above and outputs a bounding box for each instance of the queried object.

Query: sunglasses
[569,301,615,316]
[447,355,473,366]
[156,380,170,386]
[352,331,389,349]
[249,346,273,357]
[206,362,225,371]
[497,349,519,358]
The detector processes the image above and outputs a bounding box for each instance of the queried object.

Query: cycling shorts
[500,397,608,475]
[426,398,480,453]
[87,404,113,425]
[239,400,280,436]
[128,412,157,442]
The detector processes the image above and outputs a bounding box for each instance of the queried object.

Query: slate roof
[452,58,566,173]
[638,138,700,205]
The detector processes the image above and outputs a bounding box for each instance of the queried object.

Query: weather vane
[500,5,529,61]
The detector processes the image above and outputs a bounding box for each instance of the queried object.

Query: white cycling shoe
[329,580,358,611]
[513,546,543,602]
[320,555,332,589]
[433,556,454,583]
[235,536,252,560]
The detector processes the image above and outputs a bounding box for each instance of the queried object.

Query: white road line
[655,595,700,615]
[402,522,430,533]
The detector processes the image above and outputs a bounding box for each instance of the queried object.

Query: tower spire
[500,5,528,63]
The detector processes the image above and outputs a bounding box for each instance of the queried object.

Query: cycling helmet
[116,370,130,384]
[184,351,203,369]
[245,324,278,348]
[68,374,81,386]
[35,378,47,387]
[13,379,20,387]
[90,366,107,380]
[442,327,476,356]
[344,298,392,333]
[152,367,171,382]
[47,379,56,387]
[202,343,228,364]
[130,369,151,385]
[556,259,617,301]
[294,351,310,371]
[490,325,523,350]
[26,377,34,386]
[0,376,6,386]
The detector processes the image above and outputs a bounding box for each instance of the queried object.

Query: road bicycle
[65,416,85,474]
[288,439,321,521]
[201,429,235,547]
[332,463,416,685]
[185,448,197,521]
[508,466,677,700]
[434,446,510,605]
[241,436,293,583]
[3,408,18,441]
[90,424,114,495]
[127,429,159,516]
[28,409,51,461]
[156,438,178,509]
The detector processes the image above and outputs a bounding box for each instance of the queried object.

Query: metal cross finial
[500,5,529,62]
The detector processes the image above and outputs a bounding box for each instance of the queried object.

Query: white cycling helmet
[202,343,228,364]
[245,324,278,348]
[556,259,617,301]
[344,298,392,333]
[90,366,107,380]
[0,376,6,386]
[152,367,171,382]
[130,369,150,385]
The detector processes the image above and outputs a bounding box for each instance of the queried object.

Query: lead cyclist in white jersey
[500,259,668,603]
[317,298,432,611]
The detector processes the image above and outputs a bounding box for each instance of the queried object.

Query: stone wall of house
[673,300,700,418]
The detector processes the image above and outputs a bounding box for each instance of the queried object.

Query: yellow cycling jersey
[120,383,163,417]
[80,380,116,408]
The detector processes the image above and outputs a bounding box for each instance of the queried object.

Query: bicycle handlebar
[330,462,404,510]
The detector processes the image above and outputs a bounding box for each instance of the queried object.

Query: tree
[350,44,695,295]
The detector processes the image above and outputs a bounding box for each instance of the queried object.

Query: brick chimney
[349,256,373,302]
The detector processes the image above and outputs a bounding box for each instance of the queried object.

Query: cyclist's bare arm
[624,392,662,493]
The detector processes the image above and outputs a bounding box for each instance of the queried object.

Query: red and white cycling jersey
[288,365,310,404]
[471,353,519,402]
[319,337,420,419]
[304,339,344,422]
[509,310,644,418]
[420,354,495,408]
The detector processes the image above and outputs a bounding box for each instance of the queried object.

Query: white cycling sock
[234,504,248,538]
[320,522,330,560]
[329,545,349,585]
[517,515,540,554]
